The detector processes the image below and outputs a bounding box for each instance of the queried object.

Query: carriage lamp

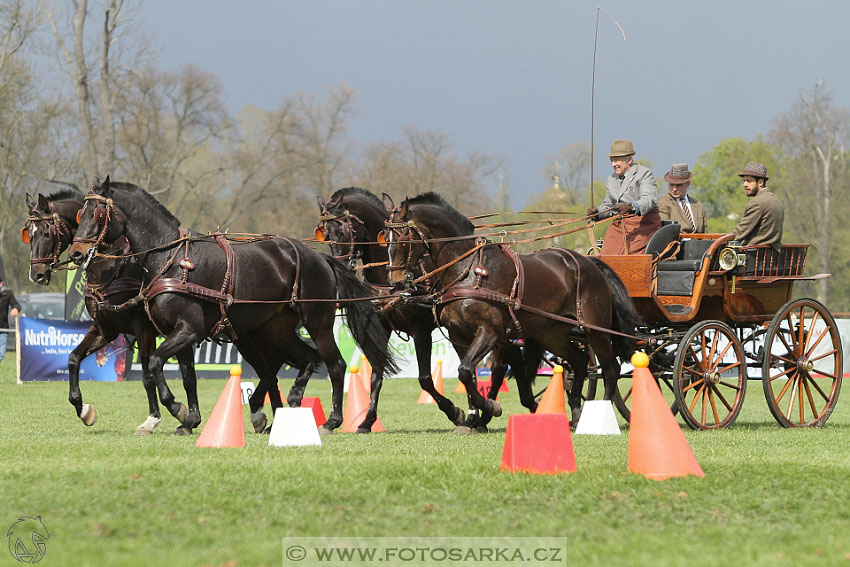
[718,241,746,272]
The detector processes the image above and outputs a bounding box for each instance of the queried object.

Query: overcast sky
[138,0,850,209]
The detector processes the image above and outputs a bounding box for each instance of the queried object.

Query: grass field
[2,357,850,567]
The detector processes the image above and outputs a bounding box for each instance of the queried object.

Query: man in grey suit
[587,139,661,254]
[732,161,783,252]
[657,163,706,233]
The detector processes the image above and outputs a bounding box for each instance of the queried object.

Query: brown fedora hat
[738,161,769,181]
[607,139,635,158]
[664,162,692,183]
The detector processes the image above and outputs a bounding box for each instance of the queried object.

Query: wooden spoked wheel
[762,298,843,427]
[673,321,747,430]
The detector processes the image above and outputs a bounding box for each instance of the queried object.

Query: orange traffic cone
[500,413,576,474]
[628,352,705,480]
[359,355,371,390]
[455,379,466,393]
[536,365,567,415]
[196,366,245,448]
[418,360,444,404]
[341,365,385,432]
[263,383,284,404]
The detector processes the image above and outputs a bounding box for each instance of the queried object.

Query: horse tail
[586,257,644,361]
[324,256,400,376]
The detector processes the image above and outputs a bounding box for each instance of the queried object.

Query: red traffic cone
[341,365,384,432]
[501,413,576,474]
[196,366,245,448]
[300,397,327,427]
[536,365,567,415]
[418,360,444,404]
[628,352,705,480]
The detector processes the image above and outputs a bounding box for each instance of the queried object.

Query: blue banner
[17,317,125,382]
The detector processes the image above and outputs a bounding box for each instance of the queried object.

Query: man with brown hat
[731,161,783,252]
[657,162,706,233]
[587,139,661,254]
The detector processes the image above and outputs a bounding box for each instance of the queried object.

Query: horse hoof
[452,409,466,426]
[453,425,473,435]
[175,403,189,423]
[356,427,372,434]
[173,427,194,436]
[318,425,335,436]
[79,404,97,426]
[135,415,162,435]
[251,412,267,434]
[474,425,489,434]
[489,400,502,418]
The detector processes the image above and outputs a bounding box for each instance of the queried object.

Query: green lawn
[2,357,849,567]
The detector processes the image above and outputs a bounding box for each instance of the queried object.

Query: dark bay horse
[68,177,397,434]
[316,187,527,432]
[383,193,641,425]
[23,190,201,434]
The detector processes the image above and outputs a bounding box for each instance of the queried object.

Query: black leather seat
[645,223,681,257]
[658,239,713,272]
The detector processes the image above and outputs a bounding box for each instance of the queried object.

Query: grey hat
[664,162,692,183]
[739,161,769,181]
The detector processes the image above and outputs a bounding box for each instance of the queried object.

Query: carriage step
[664,305,693,315]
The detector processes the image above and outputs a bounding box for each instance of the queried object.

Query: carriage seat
[656,238,715,296]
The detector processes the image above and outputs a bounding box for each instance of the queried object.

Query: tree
[691,137,784,234]
[354,125,497,216]
[770,81,850,306]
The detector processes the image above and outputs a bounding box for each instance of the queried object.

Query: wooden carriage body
[589,228,841,430]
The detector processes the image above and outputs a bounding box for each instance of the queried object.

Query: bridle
[23,202,72,270]
[314,205,366,267]
[72,192,121,253]
[383,210,432,282]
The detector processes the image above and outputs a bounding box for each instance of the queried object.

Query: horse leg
[413,326,465,426]
[516,340,542,413]
[147,326,198,430]
[311,331,346,434]
[67,326,104,426]
[477,347,510,430]
[173,347,201,435]
[134,331,162,435]
[236,336,277,434]
[563,342,591,426]
[454,328,501,434]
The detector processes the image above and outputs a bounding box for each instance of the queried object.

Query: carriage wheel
[762,298,842,427]
[673,321,747,430]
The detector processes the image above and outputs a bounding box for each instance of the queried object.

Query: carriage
[587,222,843,430]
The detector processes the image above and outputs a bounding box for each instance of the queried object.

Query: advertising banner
[124,316,462,380]
[17,317,125,382]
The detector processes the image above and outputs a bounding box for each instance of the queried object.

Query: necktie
[679,198,695,230]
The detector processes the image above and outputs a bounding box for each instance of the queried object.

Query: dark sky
[139,0,850,208]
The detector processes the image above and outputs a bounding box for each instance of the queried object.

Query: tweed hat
[607,139,635,158]
[664,162,692,184]
[738,161,769,181]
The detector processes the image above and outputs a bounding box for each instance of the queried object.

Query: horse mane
[406,192,474,233]
[109,181,181,227]
[45,188,83,203]
[329,186,384,210]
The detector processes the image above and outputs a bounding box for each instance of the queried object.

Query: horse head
[69,176,125,265]
[382,194,433,287]
[23,191,81,285]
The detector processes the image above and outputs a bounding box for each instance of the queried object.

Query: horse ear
[382,193,395,214]
[317,195,326,211]
[26,193,36,210]
[398,198,409,219]
[37,193,50,211]
[103,175,111,190]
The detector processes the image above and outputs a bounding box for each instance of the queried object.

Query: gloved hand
[586,207,599,220]
[613,202,633,215]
